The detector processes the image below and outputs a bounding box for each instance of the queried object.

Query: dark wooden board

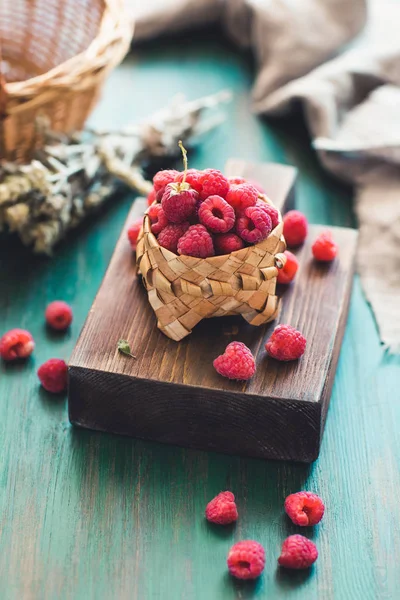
[68,162,357,462]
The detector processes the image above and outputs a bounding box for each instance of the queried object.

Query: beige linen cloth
[128,0,400,351]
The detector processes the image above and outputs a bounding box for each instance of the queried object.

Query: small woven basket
[136,195,287,341]
[0,0,133,161]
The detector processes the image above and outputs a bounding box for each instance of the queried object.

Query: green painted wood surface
[1,30,399,599]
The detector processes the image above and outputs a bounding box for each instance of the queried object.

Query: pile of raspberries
[133,143,280,258]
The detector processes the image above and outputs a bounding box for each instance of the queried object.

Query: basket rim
[4,0,133,97]
[143,193,284,264]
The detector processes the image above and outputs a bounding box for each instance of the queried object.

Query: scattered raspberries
[284,491,325,526]
[157,222,189,254]
[205,491,238,525]
[177,224,215,258]
[226,183,258,213]
[0,329,35,361]
[312,231,338,262]
[283,210,308,247]
[278,535,318,569]
[277,250,298,284]
[266,324,306,361]
[213,341,255,380]
[143,144,282,256]
[37,358,68,393]
[198,195,235,233]
[45,301,73,331]
[236,205,272,243]
[127,219,142,251]
[214,233,244,254]
[227,541,265,580]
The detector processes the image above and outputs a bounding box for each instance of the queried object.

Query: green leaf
[117,339,136,359]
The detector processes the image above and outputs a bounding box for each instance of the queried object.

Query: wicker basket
[0,0,133,161]
[136,195,287,341]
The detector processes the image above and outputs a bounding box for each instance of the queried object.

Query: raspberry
[127,219,142,251]
[228,176,246,185]
[265,324,306,361]
[153,169,180,195]
[277,250,298,284]
[278,535,318,569]
[283,210,308,247]
[227,541,265,580]
[177,224,214,258]
[161,184,198,223]
[0,329,35,361]
[37,358,68,393]
[198,195,235,233]
[175,169,203,194]
[213,341,255,380]
[226,183,258,213]
[157,222,189,253]
[256,199,280,229]
[205,491,238,525]
[214,233,244,255]
[236,206,272,244]
[284,491,325,526]
[312,231,338,262]
[147,204,168,235]
[199,169,230,200]
[147,187,156,206]
[249,180,265,193]
[45,301,73,331]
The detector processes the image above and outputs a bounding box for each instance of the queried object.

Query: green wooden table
[1,31,399,599]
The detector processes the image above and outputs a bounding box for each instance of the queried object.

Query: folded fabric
[127,0,400,351]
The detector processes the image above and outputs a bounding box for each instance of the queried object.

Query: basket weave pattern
[136,196,287,341]
[0,0,132,161]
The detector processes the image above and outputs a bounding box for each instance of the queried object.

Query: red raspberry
[147,204,168,235]
[157,222,189,253]
[214,233,244,255]
[226,183,258,213]
[37,358,68,393]
[277,250,298,284]
[205,491,238,525]
[147,187,156,206]
[175,168,203,194]
[278,535,318,569]
[265,324,306,361]
[283,210,308,247]
[256,199,280,229]
[0,329,35,361]
[199,169,230,200]
[312,231,338,262]
[161,184,199,223]
[227,541,265,580]
[284,491,325,526]
[198,195,235,233]
[153,169,180,195]
[177,224,214,258]
[45,301,73,331]
[127,219,142,251]
[228,176,246,185]
[249,180,265,193]
[236,206,272,244]
[213,341,255,380]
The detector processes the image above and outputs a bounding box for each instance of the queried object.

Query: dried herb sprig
[117,339,136,359]
[0,90,232,254]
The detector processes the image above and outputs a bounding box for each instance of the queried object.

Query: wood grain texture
[68,163,357,462]
[0,30,399,600]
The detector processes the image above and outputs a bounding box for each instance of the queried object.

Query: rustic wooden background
[0,29,399,599]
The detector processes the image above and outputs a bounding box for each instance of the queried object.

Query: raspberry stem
[178,140,188,186]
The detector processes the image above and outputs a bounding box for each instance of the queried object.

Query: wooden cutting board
[68,160,357,462]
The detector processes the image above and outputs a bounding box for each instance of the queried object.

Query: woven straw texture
[0,0,133,161]
[136,196,287,341]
